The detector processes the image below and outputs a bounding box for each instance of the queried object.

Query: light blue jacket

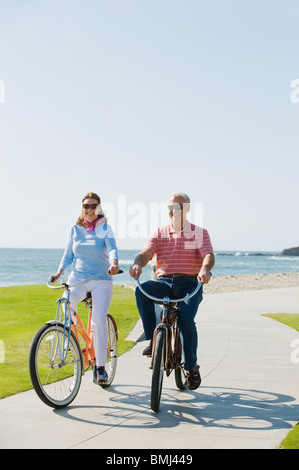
[59,223,118,281]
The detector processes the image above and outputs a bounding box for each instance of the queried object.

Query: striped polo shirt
[144,220,214,277]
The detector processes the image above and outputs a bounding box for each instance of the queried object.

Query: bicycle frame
[47,269,116,370]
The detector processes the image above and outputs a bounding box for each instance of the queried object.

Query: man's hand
[129,249,154,280]
[198,270,212,284]
[129,264,142,280]
[198,253,215,284]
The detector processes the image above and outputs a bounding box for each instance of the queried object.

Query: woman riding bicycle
[50,191,120,384]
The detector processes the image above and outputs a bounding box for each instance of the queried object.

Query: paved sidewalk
[1,287,299,449]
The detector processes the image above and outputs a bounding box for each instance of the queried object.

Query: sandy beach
[202,272,299,294]
[119,272,299,294]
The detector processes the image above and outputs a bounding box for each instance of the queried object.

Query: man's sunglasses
[167,203,183,211]
[82,203,98,210]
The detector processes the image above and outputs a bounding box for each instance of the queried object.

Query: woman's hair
[76,192,105,226]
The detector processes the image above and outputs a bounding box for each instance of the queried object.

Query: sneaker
[96,366,108,383]
[186,365,201,390]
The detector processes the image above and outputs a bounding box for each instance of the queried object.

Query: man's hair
[167,192,190,203]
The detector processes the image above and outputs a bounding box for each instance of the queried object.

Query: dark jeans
[135,276,203,371]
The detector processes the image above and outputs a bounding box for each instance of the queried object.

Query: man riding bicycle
[129,192,214,390]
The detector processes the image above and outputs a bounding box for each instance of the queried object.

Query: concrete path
[1,287,299,449]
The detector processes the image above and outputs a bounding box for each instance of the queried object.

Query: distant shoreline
[118,272,299,294]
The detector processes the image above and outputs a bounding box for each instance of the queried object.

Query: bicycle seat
[81,292,92,303]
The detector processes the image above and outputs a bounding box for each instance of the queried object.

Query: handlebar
[47,269,123,290]
[136,277,202,304]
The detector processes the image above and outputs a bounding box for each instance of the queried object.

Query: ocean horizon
[0,247,299,288]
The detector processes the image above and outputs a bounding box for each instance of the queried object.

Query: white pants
[66,274,113,367]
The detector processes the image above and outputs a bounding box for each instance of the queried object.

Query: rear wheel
[151,328,166,412]
[95,314,118,388]
[174,365,187,390]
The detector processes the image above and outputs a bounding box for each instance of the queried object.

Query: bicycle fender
[107,313,118,340]
[44,320,65,328]
[155,322,167,331]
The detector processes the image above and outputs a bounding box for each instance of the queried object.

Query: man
[129,192,214,390]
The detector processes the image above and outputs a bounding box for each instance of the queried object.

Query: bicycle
[29,269,122,408]
[137,277,202,412]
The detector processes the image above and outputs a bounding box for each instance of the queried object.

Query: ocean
[0,248,299,288]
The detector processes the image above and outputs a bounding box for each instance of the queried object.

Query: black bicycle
[137,278,202,412]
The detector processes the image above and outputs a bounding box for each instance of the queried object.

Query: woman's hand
[108,260,120,275]
[50,269,63,284]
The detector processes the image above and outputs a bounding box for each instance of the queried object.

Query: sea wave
[215,252,273,257]
[118,259,134,266]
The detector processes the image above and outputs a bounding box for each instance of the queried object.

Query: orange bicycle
[29,270,121,408]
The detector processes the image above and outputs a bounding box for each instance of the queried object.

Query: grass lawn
[263,313,299,449]
[0,284,139,399]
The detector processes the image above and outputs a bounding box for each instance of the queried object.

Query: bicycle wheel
[174,334,187,390]
[29,323,83,408]
[174,365,187,390]
[99,314,118,388]
[151,328,166,412]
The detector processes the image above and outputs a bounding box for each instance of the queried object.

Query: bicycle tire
[174,334,187,390]
[174,366,187,390]
[29,323,83,408]
[99,314,118,388]
[151,328,166,412]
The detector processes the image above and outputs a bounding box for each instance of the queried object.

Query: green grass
[263,313,299,449]
[0,284,139,399]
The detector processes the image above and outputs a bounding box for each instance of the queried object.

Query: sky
[0,0,299,252]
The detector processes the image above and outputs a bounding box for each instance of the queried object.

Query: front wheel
[151,328,166,412]
[29,323,83,408]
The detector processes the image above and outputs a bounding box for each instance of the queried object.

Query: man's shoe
[187,365,201,390]
[142,340,152,356]
[96,366,108,384]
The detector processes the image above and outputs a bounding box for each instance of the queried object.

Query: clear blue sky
[1,0,299,251]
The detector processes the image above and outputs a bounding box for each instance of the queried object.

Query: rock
[280,246,299,256]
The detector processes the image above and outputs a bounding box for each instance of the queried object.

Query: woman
[51,192,120,384]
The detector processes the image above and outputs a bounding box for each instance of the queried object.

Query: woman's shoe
[96,366,108,383]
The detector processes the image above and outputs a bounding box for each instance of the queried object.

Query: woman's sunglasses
[82,203,98,210]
